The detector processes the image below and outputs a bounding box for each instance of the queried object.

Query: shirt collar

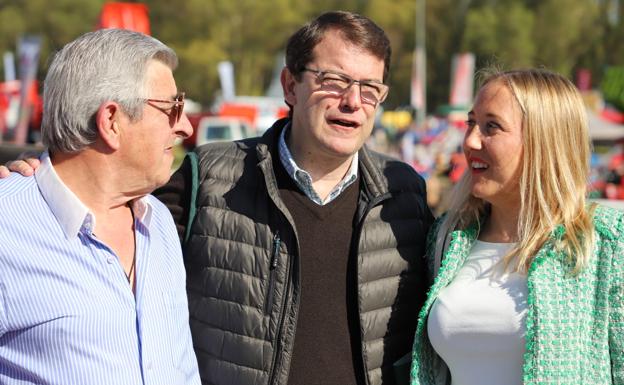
[35,151,153,238]
[278,122,359,205]
[131,197,152,228]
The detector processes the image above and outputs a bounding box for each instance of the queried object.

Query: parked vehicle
[215,96,289,134]
[195,116,252,146]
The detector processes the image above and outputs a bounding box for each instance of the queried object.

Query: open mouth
[329,118,358,128]
[471,161,488,170]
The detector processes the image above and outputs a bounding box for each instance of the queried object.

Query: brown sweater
[275,161,364,385]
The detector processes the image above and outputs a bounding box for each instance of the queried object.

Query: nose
[175,112,193,139]
[463,124,482,152]
[339,83,362,111]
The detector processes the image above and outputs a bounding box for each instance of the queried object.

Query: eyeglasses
[301,68,389,105]
[145,92,185,123]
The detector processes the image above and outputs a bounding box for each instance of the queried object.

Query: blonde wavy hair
[436,68,594,274]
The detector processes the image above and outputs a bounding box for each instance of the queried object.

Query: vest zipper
[265,232,280,315]
[256,136,298,384]
[268,236,294,385]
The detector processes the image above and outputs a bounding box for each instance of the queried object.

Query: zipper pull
[270,232,280,269]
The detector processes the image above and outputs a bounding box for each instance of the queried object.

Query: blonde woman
[410,69,624,385]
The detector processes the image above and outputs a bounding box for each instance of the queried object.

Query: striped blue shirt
[0,153,200,385]
[279,123,358,205]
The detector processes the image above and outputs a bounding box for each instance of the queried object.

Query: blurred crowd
[590,141,624,200]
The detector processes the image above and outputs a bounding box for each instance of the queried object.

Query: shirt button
[106,257,114,264]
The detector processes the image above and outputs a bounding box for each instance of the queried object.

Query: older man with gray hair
[0,29,199,384]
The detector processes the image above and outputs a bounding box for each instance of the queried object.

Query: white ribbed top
[427,240,527,385]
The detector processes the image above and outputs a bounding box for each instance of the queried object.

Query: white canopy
[588,110,624,141]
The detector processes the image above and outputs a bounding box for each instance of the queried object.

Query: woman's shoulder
[591,204,624,241]
[425,213,477,262]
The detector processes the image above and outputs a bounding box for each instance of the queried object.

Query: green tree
[533,0,600,76]
[426,0,470,110]
[364,0,417,107]
[0,0,103,81]
[149,0,309,106]
[462,2,535,71]
[0,0,621,113]
[601,66,624,110]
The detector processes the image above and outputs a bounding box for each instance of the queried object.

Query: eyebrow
[324,68,384,84]
[148,93,182,102]
[484,112,506,121]
[468,110,505,120]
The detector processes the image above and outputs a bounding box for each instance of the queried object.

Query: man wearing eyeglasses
[0,29,200,384]
[156,11,433,385]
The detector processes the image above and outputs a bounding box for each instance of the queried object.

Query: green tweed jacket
[410,205,624,385]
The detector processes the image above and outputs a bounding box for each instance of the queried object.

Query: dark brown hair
[285,11,391,82]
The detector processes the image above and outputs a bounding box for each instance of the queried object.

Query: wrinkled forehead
[310,30,385,80]
[144,59,177,95]
[315,28,383,61]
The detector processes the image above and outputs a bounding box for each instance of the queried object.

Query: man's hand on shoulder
[0,158,41,178]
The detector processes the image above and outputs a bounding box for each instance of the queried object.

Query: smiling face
[464,80,524,209]
[282,29,384,166]
[120,59,193,193]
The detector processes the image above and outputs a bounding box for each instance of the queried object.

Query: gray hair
[42,29,178,153]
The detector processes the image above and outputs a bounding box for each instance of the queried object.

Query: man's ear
[95,102,122,151]
[281,67,297,107]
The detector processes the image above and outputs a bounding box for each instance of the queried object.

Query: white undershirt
[427,240,528,385]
